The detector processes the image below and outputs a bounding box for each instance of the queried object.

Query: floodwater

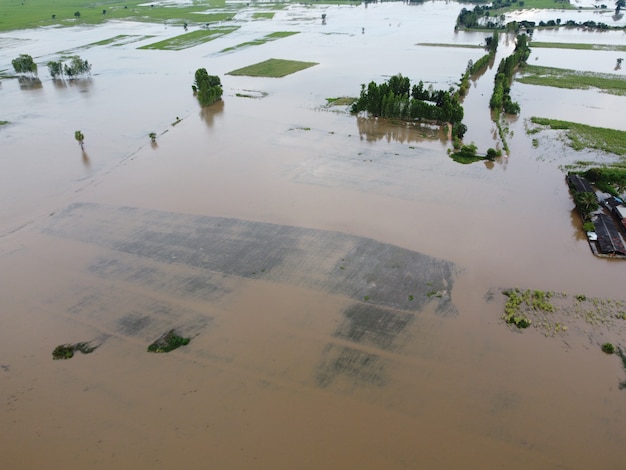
[1,2,626,468]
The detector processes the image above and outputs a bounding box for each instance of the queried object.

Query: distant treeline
[457,3,626,32]
[351,75,466,137]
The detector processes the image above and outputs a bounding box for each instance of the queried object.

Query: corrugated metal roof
[594,213,626,256]
[567,174,594,193]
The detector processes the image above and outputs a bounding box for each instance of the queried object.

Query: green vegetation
[52,341,97,360]
[220,31,298,53]
[530,42,626,52]
[325,97,358,106]
[517,65,626,95]
[11,54,37,76]
[580,166,626,197]
[139,27,239,51]
[48,55,91,79]
[0,0,235,32]
[530,117,626,156]
[458,32,498,99]
[193,68,223,106]
[351,74,465,139]
[503,288,558,329]
[147,330,191,353]
[252,12,276,20]
[75,130,85,149]
[416,43,484,49]
[149,132,157,143]
[602,342,616,354]
[490,34,530,116]
[572,190,599,221]
[0,121,9,127]
[451,144,501,164]
[88,34,133,46]
[227,58,318,78]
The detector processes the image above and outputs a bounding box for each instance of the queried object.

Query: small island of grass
[227,58,318,78]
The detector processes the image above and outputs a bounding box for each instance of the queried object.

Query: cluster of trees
[12,54,38,76]
[350,74,465,137]
[47,56,92,79]
[490,34,530,115]
[582,167,626,197]
[456,5,508,30]
[192,68,223,106]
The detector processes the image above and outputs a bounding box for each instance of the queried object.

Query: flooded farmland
[1,2,626,468]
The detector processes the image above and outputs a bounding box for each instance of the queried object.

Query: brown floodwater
[1,2,626,469]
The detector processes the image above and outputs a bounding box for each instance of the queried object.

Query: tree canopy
[193,68,223,106]
[351,74,464,130]
[48,56,91,79]
[12,54,37,76]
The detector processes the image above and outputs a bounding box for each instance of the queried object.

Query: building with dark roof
[566,174,595,193]
[593,213,626,256]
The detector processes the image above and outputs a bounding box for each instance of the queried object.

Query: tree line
[11,53,92,79]
[48,56,92,79]
[490,34,530,116]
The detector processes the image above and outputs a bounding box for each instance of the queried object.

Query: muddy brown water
[1,3,626,469]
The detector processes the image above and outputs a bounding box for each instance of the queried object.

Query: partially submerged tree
[75,130,85,149]
[193,68,223,106]
[12,54,38,77]
[64,56,92,78]
[47,60,63,79]
[48,56,91,79]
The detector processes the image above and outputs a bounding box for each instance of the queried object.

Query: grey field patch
[67,287,212,340]
[44,203,457,315]
[88,255,230,303]
[335,304,414,351]
[316,344,386,389]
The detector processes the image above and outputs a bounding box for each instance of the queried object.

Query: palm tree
[74,130,85,149]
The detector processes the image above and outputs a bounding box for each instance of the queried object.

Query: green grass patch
[530,42,626,52]
[87,34,133,46]
[326,97,357,106]
[490,0,576,15]
[530,117,626,156]
[139,27,239,51]
[147,330,191,353]
[517,65,626,95]
[52,341,97,360]
[227,58,318,78]
[220,31,298,53]
[0,121,9,126]
[0,0,234,32]
[252,12,276,20]
[416,43,484,49]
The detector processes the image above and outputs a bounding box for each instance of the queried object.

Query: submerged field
[1,2,626,469]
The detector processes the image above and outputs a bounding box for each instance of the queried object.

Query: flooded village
[1,1,626,468]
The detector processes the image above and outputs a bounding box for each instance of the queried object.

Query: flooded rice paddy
[1,2,626,468]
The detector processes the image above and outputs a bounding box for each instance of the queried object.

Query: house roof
[594,213,626,256]
[567,174,595,193]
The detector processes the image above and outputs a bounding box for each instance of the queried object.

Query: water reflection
[356,116,447,144]
[199,99,225,128]
[18,76,42,90]
[570,208,586,241]
[81,150,91,169]
[52,78,68,89]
